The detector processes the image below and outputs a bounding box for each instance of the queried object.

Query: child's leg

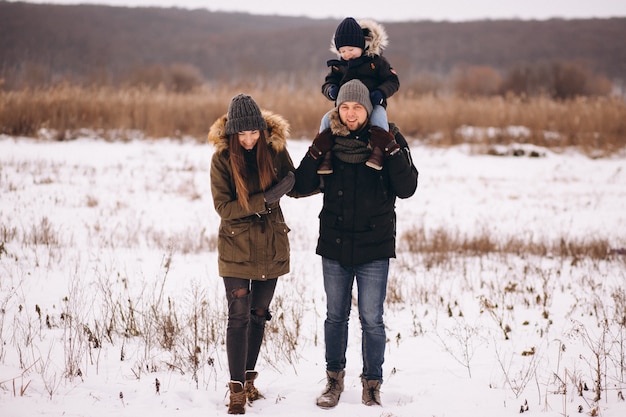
[365,105,389,171]
[319,109,333,133]
[369,105,389,131]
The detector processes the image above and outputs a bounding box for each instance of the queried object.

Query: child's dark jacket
[322,19,399,108]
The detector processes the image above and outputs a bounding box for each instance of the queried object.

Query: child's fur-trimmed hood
[207,110,290,154]
[330,18,389,58]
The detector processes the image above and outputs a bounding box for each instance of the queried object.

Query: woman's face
[238,130,260,150]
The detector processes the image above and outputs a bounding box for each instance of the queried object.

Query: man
[292,79,418,408]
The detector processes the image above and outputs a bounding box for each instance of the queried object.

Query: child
[316,17,400,173]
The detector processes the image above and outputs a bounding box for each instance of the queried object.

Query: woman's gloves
[264,171,295,204]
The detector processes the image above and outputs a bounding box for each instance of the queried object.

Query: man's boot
[244,370,264,402]
[317,151,333,175]
[361,376,382,406]
[316,370,345,408]
[227,381,246,414]
[365,146,384,170]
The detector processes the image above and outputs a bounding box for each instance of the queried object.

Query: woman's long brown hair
[228,130,277,211]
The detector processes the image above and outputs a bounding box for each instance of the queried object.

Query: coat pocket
[218,223,251,262]
[271,222,291,262]
[363,211,395,245]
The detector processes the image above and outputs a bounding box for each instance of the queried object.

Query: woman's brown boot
[244,370,264,402]
[227,381,246,414]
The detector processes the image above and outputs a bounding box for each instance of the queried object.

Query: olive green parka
[208,110,295,280]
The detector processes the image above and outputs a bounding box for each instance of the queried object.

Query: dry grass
[399,225,618,268]
[1,84,625,155]
[392,94,626,153]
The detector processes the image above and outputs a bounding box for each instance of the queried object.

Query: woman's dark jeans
[223,277,277,383]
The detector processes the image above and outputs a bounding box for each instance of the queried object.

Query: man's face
[338,101,368,131]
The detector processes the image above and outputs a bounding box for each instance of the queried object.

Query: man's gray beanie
[336,80,373,116]
[225,94,268,135]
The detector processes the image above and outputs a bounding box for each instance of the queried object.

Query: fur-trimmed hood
[328,109,350,137]
[330,18,389,58]
[207,110,290,154]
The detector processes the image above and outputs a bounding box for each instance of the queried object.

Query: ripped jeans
[223,277,277,383]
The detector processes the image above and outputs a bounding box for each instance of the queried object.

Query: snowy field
[1,134,625,417]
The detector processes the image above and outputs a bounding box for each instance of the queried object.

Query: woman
[208,94,295,414]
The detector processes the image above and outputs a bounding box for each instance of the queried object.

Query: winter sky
[9,0,626,22]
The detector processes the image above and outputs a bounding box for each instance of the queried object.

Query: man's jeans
[322,257,389,381]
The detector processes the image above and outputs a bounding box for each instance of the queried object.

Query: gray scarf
[332,137,371,164]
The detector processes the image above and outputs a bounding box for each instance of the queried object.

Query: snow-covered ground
[1,134,625,416]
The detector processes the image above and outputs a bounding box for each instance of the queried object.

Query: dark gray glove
[370,89,384,106]
[264,171,295,204]
[327,84,339,100]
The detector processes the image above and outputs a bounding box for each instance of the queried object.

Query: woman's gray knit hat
[225,94,267,135]
[336,79,373,116]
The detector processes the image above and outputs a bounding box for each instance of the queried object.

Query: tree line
[1,2,624,98]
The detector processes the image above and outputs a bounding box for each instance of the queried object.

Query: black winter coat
[322,55,399,108]
[293,117,418,266]
[321,18,400,108]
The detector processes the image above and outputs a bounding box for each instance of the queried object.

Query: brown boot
[317,151,333,174]
[316,370,345,409]
[361,376,382,406]
[365,146,384,170]
[227,381,246,414]
[244,370,264,402]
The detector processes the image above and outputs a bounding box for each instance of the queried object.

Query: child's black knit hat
[334,17,365,50]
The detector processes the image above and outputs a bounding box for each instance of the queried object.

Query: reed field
[1,83,625,156]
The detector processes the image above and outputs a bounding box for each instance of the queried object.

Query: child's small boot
[365,146,384,170]
[317,151,333,174]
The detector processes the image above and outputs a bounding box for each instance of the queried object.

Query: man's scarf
[332,137,370,164]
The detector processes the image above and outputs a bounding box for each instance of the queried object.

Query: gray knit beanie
[336,79,373,116]
[224,94,267,135]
